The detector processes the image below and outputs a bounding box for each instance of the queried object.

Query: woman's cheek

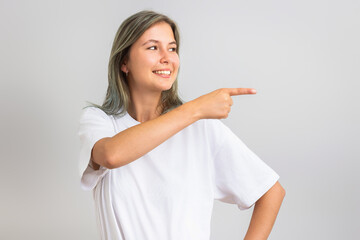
[172,55,180,69]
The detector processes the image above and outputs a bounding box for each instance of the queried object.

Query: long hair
[86,10,183,116]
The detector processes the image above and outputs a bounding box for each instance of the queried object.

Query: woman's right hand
[188,88,257,120]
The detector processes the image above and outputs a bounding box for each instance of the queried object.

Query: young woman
[78,10,285,240]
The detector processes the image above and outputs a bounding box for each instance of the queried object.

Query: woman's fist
[189,88,257,120]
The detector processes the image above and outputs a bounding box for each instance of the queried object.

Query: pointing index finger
[226,88,257,96]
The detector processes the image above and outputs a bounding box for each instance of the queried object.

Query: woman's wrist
[178,101,202,123]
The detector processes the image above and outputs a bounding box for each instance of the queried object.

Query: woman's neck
[127,90,163,123]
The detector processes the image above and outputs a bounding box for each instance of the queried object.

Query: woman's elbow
[102,144,124,169]
[92,138,121,169]
[105,154,124,169]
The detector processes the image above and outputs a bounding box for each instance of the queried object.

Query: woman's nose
[159,50,170,64]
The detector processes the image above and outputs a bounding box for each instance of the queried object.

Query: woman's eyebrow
[142,39,177,46]
[142,39,158,46]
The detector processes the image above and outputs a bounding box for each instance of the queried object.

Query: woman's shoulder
[198,118,236,143]
[198,118,228,130]
[79,106,114,122]
[188,119,230,140]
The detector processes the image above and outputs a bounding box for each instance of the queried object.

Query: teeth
[154,70,171,75]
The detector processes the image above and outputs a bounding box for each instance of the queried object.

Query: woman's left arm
[243,181,286,240]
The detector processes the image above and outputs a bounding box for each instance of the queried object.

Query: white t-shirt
[78,106,280,240]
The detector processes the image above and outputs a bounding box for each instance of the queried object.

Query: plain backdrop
[1,0,359,239]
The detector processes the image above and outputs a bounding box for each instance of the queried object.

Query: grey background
[1,0,359,239]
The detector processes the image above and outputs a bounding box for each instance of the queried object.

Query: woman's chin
[162,85,173,92]
[157,82,174,92]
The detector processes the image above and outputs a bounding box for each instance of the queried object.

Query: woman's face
[122,22,179,94]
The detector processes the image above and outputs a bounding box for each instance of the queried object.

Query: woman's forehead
[137,22,175,45]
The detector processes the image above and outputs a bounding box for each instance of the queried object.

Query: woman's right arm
[91,88,256,170]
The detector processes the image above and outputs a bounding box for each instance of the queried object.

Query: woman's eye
[148,46,157,50]
[169,47,177,52]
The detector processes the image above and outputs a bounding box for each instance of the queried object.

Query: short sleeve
[208,120,280,210]
[78,107,115,191]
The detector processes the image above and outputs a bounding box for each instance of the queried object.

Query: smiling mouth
[152,70,171,76]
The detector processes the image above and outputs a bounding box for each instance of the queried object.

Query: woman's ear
[121,59,128,74]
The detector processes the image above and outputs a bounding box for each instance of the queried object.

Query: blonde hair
[87,10,183,116]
